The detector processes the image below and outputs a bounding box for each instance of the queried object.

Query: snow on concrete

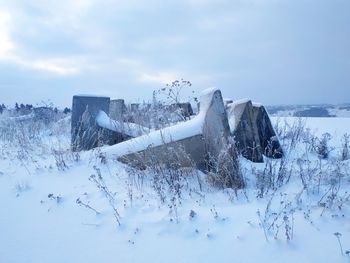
[96,110,150,137]
[225,99,253,131]
[102,87,219,157]
[252,102,263,107]
[75,94,110,98]
[229,98,251,106]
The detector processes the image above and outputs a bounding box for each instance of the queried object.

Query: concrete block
[71,95,110,151]
[109,99,126,121]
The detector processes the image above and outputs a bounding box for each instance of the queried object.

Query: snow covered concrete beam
[104,88,242,187]
[227,100,283,162]
[71,95,147,151]
[96,110,150,138]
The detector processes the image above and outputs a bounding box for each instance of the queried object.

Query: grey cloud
[0,0,349,107]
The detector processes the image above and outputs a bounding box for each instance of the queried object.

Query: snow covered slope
[0,117,349,263]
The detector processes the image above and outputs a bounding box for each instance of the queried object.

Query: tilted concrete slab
[103,88,243,188]
[227,100,264,162]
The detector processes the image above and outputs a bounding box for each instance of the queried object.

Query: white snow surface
[96,110,150,137]
[0,116,350,263]
[329,108,350,118]
[102,87,218,157]
[252,102,263,107]
[229,98,251,106]
[272,117,350,149]
[6,113,35,121]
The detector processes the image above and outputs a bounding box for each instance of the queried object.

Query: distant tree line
[0,102,71,115]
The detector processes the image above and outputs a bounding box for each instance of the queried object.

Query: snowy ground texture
[0,115,350,263]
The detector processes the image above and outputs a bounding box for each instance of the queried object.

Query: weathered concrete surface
[227,100,283,162]
[130,103,140,112]
[228,100,264,162]
[109,99,126,121]
[118,135,206,170]
[71,95,110,151]
[202,89,231,166]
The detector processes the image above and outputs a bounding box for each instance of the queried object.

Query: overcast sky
[0,0,349,108]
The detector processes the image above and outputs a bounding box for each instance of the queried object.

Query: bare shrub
[341,133,350,161]
[76,197,101,215]
[89,166,121,226]
[0,110,72,167]
[124,79,196,130]
[314,133,333,159]
[255,156,294,198]
[275,117,306,153]
[51,148,80,170]
[122,142,200,222]
[207,139,245,190]
[257,192,295,242]
[155,79,194,105]
[317,161,349,216]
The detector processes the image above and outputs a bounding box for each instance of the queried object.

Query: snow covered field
[0,116,349,263]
